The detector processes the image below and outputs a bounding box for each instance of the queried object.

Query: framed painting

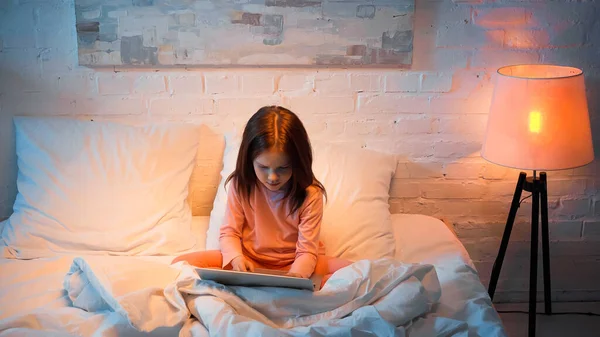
[75,0,414,67]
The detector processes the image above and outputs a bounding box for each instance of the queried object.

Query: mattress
[0,215,506,336]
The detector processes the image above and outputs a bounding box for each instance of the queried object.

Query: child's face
[253,148,292,191]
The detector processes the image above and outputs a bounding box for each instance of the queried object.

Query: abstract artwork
[74,0,414,67]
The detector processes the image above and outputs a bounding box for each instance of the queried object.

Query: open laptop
[195,267,322,291]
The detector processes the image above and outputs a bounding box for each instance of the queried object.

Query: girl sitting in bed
[173,106,351,285]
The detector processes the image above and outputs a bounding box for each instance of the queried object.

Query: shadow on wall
[0,42,83,216]
[0,66,44,219]
[585,73,600,158]
[0,106,16,220]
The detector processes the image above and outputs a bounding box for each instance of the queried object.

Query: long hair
[225,106,326,215]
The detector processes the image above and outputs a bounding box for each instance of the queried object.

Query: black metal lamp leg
[488,172,527,300]
[529,172,540,337]
[540,172,552,315]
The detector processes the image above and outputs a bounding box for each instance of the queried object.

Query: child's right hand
[231,256,255,272]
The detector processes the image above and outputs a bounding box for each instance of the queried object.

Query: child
[172,106,351,285]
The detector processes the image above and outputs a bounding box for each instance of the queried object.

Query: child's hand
[285,272,304,278]
[231,256,254,272]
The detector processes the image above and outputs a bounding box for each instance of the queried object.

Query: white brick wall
[0,0,599,303]
[97,74,134,95]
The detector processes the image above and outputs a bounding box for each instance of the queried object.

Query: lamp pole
[487,171,552,337]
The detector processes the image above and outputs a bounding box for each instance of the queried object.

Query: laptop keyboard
[253,268,293,277]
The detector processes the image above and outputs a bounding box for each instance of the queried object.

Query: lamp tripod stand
[488,171,552,337]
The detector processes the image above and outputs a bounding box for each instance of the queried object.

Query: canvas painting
[74,0,414,67]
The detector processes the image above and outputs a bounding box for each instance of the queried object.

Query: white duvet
[0,255,470,337]
[0,215,507,337]
[68,256,464,337]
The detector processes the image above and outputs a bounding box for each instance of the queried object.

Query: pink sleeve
[219,183,246,268]
[288,187,323,278]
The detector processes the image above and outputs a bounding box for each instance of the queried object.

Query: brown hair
[225,106,326,215]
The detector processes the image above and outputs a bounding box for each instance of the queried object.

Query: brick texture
[168,75,204,94]
[0,0,598,303]
[385,73,421,93]
[97,74,133,95]
[421,72,453,93]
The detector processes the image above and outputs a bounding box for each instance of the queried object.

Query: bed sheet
[0,215,506,336]
[0,216,209,307]
[0,217,210,337]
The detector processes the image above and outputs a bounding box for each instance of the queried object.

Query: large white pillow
[2,117,201,258]
[313,144,397,261]
[205,133,241,250]
[206,141,397,262]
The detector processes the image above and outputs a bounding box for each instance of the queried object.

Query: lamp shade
[481,64,594,171]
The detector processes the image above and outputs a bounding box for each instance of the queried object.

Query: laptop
[195,267,322,291]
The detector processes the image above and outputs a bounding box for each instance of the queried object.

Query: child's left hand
[286,272,304,278]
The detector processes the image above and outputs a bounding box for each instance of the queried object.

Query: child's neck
[260,181,290,195]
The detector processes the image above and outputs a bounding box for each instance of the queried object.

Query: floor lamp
[480,64,595,337]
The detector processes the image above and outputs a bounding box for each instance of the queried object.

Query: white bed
[0,117,507,336]
[0,215,506,337]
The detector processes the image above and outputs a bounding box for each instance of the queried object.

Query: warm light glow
[474,7,534,28]
[504,29,549,49]
[529,111,541,133]
[481,64,594,171]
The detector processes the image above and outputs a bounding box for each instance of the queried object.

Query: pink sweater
[219,182,325,278]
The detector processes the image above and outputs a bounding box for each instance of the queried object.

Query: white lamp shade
[481,64,594,171]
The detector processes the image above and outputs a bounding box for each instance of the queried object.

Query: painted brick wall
[0,0,599,302]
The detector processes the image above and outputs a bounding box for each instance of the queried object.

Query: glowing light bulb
[529,111,541,133]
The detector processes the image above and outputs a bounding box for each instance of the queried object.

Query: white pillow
[187,125,225,216]
[313,144,397,261]
[206,133,241,250]
[206,141,397,261]
[2,117,201,258]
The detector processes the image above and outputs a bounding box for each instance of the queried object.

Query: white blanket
[59,256,463,337]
